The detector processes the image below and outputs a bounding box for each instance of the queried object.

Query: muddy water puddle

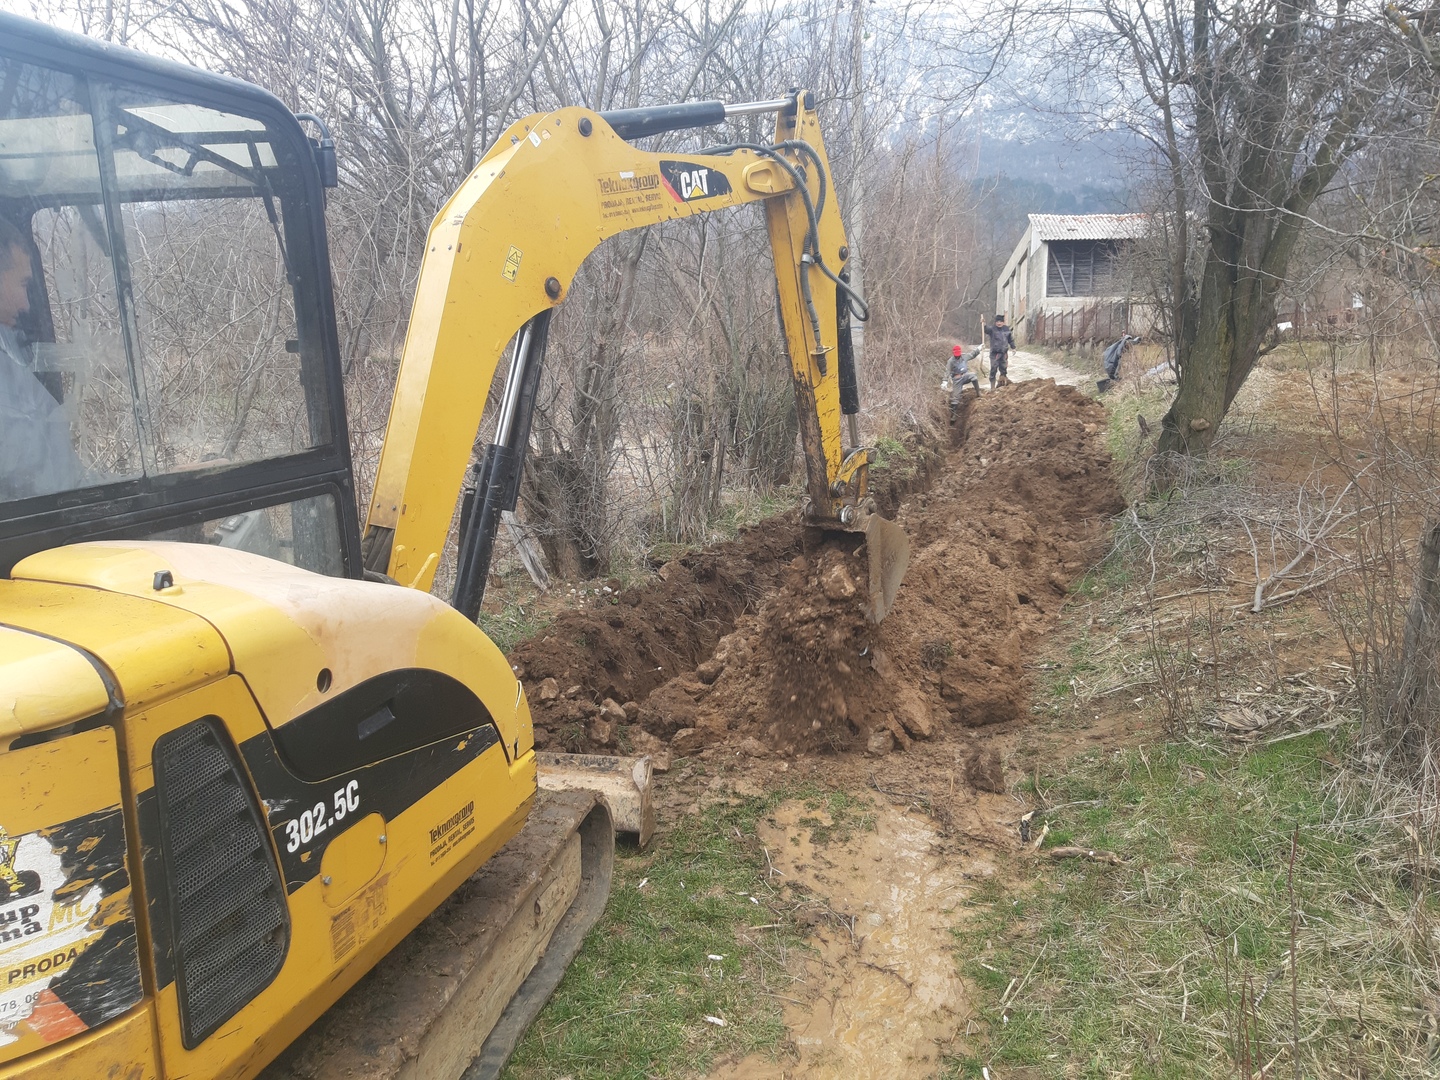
[708,799,989,1079]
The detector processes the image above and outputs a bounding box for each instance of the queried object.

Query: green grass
[1070,551,1134,600]
[793,785,878,845]
[711,485,799,538]
[477,600,555,654]
[945,733,1440,1079]
[502,785,806,1079]
[869,429,937,492]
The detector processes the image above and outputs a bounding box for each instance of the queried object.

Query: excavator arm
[362,92,908,621]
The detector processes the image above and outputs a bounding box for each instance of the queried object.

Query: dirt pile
[511,525,804,748]
[512,427,940,751]
[517,381,1122,757]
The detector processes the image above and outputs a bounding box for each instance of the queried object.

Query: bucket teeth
[864,515,910,624]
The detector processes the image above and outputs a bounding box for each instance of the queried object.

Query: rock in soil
[965,748,1007,794]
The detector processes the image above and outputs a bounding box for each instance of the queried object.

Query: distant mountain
[973,102,1140,198]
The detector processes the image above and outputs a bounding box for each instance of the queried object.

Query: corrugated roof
[1029,213,1149,242]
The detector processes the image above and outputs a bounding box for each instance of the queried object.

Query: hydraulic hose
[698,139,870,325]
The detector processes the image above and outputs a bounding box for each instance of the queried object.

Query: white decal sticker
[0,830,103,1047]
[284,780,362,855]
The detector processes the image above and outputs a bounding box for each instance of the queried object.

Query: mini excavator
[0,11,908,1080]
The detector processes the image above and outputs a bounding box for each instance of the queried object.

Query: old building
[996,213,1148,344]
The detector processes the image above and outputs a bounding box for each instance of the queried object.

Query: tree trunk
[1399,518,1440,720]
[1156,212,1279,456]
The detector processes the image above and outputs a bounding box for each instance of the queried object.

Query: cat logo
[660,160,732,203]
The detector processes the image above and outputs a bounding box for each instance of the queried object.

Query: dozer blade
[864,513,911,624]
[537,751,655,848]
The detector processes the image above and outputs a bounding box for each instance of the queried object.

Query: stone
[895,686,935,739]
[599,698,626,724]
[535,677,560,702]
[965,748,1006,793]
[622,700,640,720]
[628,728,672,771]
[881,713,911,752]
[671,727,709,756]
[737,736,770,759]
[696,659,724,685]
[588,717,616,746]
[865,728,895,757]
[563,684,582,698]
[1189,417,1211,432]
[821,564,857,601]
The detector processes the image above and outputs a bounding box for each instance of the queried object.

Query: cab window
[1,60,330,494]
[0,55,343,574]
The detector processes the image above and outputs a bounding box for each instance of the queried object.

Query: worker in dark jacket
[985,315,1015,389]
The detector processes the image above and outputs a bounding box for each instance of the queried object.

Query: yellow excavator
[0,11,908,1080]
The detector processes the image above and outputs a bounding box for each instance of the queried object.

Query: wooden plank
[501,511,550,592]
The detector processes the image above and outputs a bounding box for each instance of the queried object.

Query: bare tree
[1032,0,1421,456]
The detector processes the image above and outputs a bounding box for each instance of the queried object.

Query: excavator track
[261,789,615,1080]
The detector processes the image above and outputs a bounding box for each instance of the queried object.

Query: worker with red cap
[946,342,981,423]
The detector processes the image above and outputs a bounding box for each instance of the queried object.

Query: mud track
[513,380,1123,765]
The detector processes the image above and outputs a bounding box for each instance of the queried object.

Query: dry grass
[955,359,1440,1076]
[950,733,1440,1078]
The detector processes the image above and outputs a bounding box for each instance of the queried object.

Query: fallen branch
[1265,717,1349,745]
[1235,565,1355,613]
[1046,846,1125,866]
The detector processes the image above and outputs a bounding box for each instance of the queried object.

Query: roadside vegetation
[503,783,875,1079]
[947,356,1440,1077]
[950,733,1436,1077]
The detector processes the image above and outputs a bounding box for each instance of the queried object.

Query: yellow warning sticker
[502,246,523,282]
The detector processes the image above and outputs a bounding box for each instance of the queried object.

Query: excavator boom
[361,93,909,621]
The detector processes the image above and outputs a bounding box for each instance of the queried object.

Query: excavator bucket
[864,514,911,623]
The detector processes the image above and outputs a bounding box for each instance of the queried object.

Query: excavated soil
[514,381,1122,763]
[510,433,942,750]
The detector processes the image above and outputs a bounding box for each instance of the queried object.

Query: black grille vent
[154,717,290,1048]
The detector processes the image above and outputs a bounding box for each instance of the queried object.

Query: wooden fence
[1027,302,1132,345]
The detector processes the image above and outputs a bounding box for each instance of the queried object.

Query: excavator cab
[0,32,360,579]
[0,19,551,1080]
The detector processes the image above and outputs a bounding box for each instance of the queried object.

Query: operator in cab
[0,217,81,500]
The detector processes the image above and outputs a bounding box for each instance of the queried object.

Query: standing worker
[947,343,981,423]
[985,314,1015,390]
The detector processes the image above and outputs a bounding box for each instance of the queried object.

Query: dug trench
[508,379,1124,1076]
[514,379,1121,765]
